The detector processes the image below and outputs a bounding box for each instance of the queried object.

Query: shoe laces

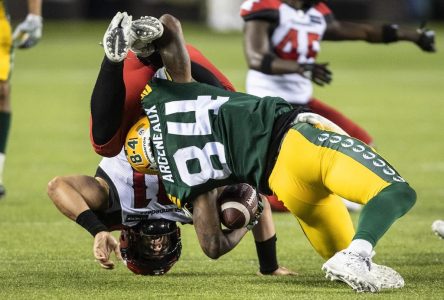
[343,251,372,272]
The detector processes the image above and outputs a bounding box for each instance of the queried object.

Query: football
[218,183,259,229]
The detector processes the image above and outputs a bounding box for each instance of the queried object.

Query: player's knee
[390,182,417,214]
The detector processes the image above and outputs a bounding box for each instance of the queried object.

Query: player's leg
[47,174,109,221]
[308,98,373,145]
[271,123,415,291]
[0,16,13,198]
[268,129,355,260]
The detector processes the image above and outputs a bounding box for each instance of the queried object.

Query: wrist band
[260,53,275,74]
[255,234,278,274]
[76,210,108,237]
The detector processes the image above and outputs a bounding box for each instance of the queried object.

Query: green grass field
[0,21,443,299]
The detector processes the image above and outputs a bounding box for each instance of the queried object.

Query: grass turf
[0,21,443,299]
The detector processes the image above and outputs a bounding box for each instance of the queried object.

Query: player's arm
[252,195,297,276]
[324,20,436,52]
[192,188,249,259]
[243,20,331,86]
[47,175,122,268]
[152,14,193,83]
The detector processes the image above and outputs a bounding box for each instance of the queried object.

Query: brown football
[218,183,258,229]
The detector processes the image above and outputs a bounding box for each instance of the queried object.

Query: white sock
[0,153,5,184]
[347,239,373,258]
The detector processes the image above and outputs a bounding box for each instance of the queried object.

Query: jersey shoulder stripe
[240,0,280,21]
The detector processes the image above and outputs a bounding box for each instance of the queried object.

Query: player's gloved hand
[298,63,332,86]
[295,112,349,136]
[416,28,436,52]
[246,193,264,230]
[93,231,123,269]
[12,14,43,49]
[130,16,164,58]
[103,12,132,63]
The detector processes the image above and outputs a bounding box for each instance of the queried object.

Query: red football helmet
[120,219,182,275]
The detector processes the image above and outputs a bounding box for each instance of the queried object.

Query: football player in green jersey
[0,0,43,198]
[111,13,415,292]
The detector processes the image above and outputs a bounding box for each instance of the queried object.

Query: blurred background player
[47,148,295,275]
[0,0,42,198]
[240,0,435,212]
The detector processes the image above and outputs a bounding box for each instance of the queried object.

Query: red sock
[308,98,373,145]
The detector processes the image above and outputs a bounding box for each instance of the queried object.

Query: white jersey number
[166,96,232,186]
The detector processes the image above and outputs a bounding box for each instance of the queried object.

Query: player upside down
[103,12,415,292]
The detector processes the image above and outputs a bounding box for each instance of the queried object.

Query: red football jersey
[90,46,235,157]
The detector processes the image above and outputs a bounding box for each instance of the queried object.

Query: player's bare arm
[192,188,249,259]
[47,175,109,220]
[152,14,193,83]
[243,20,332,86]
[324,20,436,52]
[47,175,121,269]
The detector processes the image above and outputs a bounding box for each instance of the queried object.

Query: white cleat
[322,250,381,293]
[371,263,404,289]
[130,16,164,57]
[432,220,444,239]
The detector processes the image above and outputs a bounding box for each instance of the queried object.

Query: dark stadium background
[6,0,444,22]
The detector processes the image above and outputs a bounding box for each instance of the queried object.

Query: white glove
[12,14,43,49]
[130,16,164,58]
[295,112,350,136]
[103,12,132,63]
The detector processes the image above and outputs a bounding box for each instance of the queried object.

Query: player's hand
[103,12,132,63]
[12,14,42,49]
[416,28,436,52]
[246,193,264,230]
[257,266,298,276]
[93,231,123,269]
[295,112,349,136]
[299,63,332,86]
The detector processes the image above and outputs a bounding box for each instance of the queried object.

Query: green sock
[353,183,416,246]
[0,112,11,153]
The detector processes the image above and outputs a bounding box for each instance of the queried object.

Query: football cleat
[130,16,164,57]
[371,263,404,289]
[432,220,444,239]
[103,12,132,62]
[322,250,381,293]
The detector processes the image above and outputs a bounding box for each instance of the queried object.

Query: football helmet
[124,116,158,174]
[120,219,182,275]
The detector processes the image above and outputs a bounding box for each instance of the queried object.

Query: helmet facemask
[120,219,182,275]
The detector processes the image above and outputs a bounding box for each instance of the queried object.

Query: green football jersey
[142,79,292,207]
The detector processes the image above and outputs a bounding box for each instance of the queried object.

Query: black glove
[416,28,436,52]
[299,63,332,86]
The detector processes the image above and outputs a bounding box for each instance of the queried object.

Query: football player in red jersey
[240,0,435,212]
[47,150,294,276]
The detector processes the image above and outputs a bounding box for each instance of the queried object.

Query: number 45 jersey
[142,79,292,207]
[240,0,334,105]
